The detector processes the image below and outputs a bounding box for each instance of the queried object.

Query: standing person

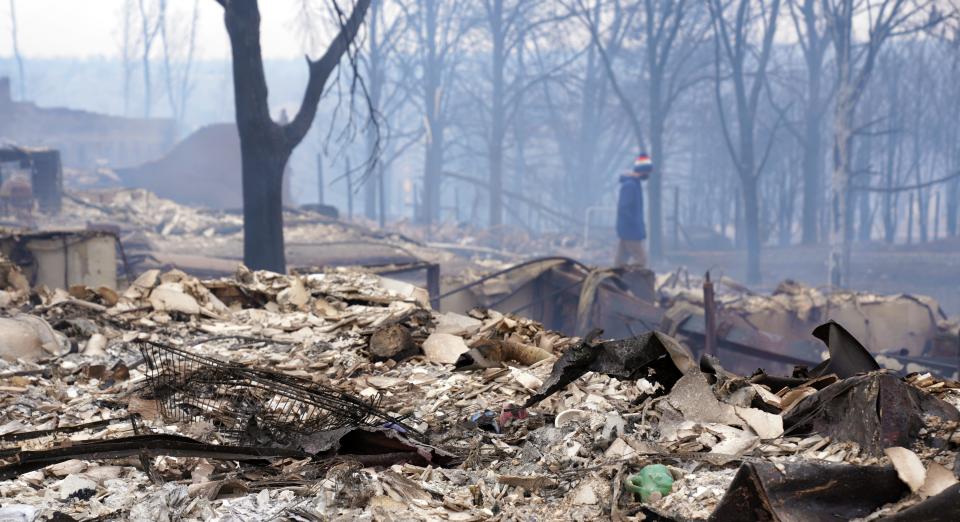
[615,153,652,267]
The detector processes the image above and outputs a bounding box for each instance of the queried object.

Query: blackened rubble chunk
[524,331,694,408]
[783,371,959,455]
[368,323,419,362]
[709,461,908,522]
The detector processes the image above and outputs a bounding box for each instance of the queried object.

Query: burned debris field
[3,0,960,521]
[0,192,958,521]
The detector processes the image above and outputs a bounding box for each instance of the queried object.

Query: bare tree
[821,0,942,287]
[946,30,960,236]
[138,0,164,118]
[121,0,137,116]
[216,0,371,272]
[708,0,783,284]
[401,0,471,226]
[636,0,708,259]
[479,0,544,229]
[538,1,628,221]
[786,0,832,244]
[362,0,411,226]
[160,0,201,133]
[8,0,24,100]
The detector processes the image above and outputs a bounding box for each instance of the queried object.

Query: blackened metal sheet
[783,372,960,455]
[709,461,908,522]
[812,320,881,378]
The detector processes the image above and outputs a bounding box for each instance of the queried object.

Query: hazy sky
[0,0,319,60]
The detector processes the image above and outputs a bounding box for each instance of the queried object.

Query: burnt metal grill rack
[137,341,415,448]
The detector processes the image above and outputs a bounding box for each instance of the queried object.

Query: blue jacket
[616,175,647,241]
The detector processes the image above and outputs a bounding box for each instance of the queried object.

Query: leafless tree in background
[821,0,942,287]
[636,0,709,260]
[121,0,137,116]
[945,28,960,237]
[478,0,544,230]
[138,0,164,118]
[401,0,471,226]
[160,0,201,135]
[362,0,411,226]
[8,0,25,100]
[708,0,782,284]
[786,0,832,244]
[535,2,629,225]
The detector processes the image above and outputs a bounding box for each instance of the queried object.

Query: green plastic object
[626,464,674,502]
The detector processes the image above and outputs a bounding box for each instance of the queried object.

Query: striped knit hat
[633,153,653,175]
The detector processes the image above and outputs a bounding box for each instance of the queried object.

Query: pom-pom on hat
[633,153,653,175]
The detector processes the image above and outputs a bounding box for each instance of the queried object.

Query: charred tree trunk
[221,0,370,272]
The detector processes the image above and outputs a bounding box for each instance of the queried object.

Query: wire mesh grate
[136,341,414,448]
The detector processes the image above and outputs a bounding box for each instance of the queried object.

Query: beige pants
[615,239,647,268]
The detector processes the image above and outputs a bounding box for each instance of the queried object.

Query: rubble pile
[0,263,956,520]
[658,268,960,377]
[33,189,466,278]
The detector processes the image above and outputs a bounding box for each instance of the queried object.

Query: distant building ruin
[0,146,63,216]
[117,123,291,210]
[0,77,175,171]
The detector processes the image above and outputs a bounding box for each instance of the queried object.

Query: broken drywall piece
[750,384,782,408]
[149,283,201,315]
[709,427,760,457]
[59,474,98,500]
[885,446,926,492]
[277,277,309,309]
[666,371,741,426]
[421,333,469,364]
[734,406,783,439]
[83,333,108,356]
[434,312,483,337]
[918,462,959,498]
[510,368,543,391]
[0,505,37,521]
